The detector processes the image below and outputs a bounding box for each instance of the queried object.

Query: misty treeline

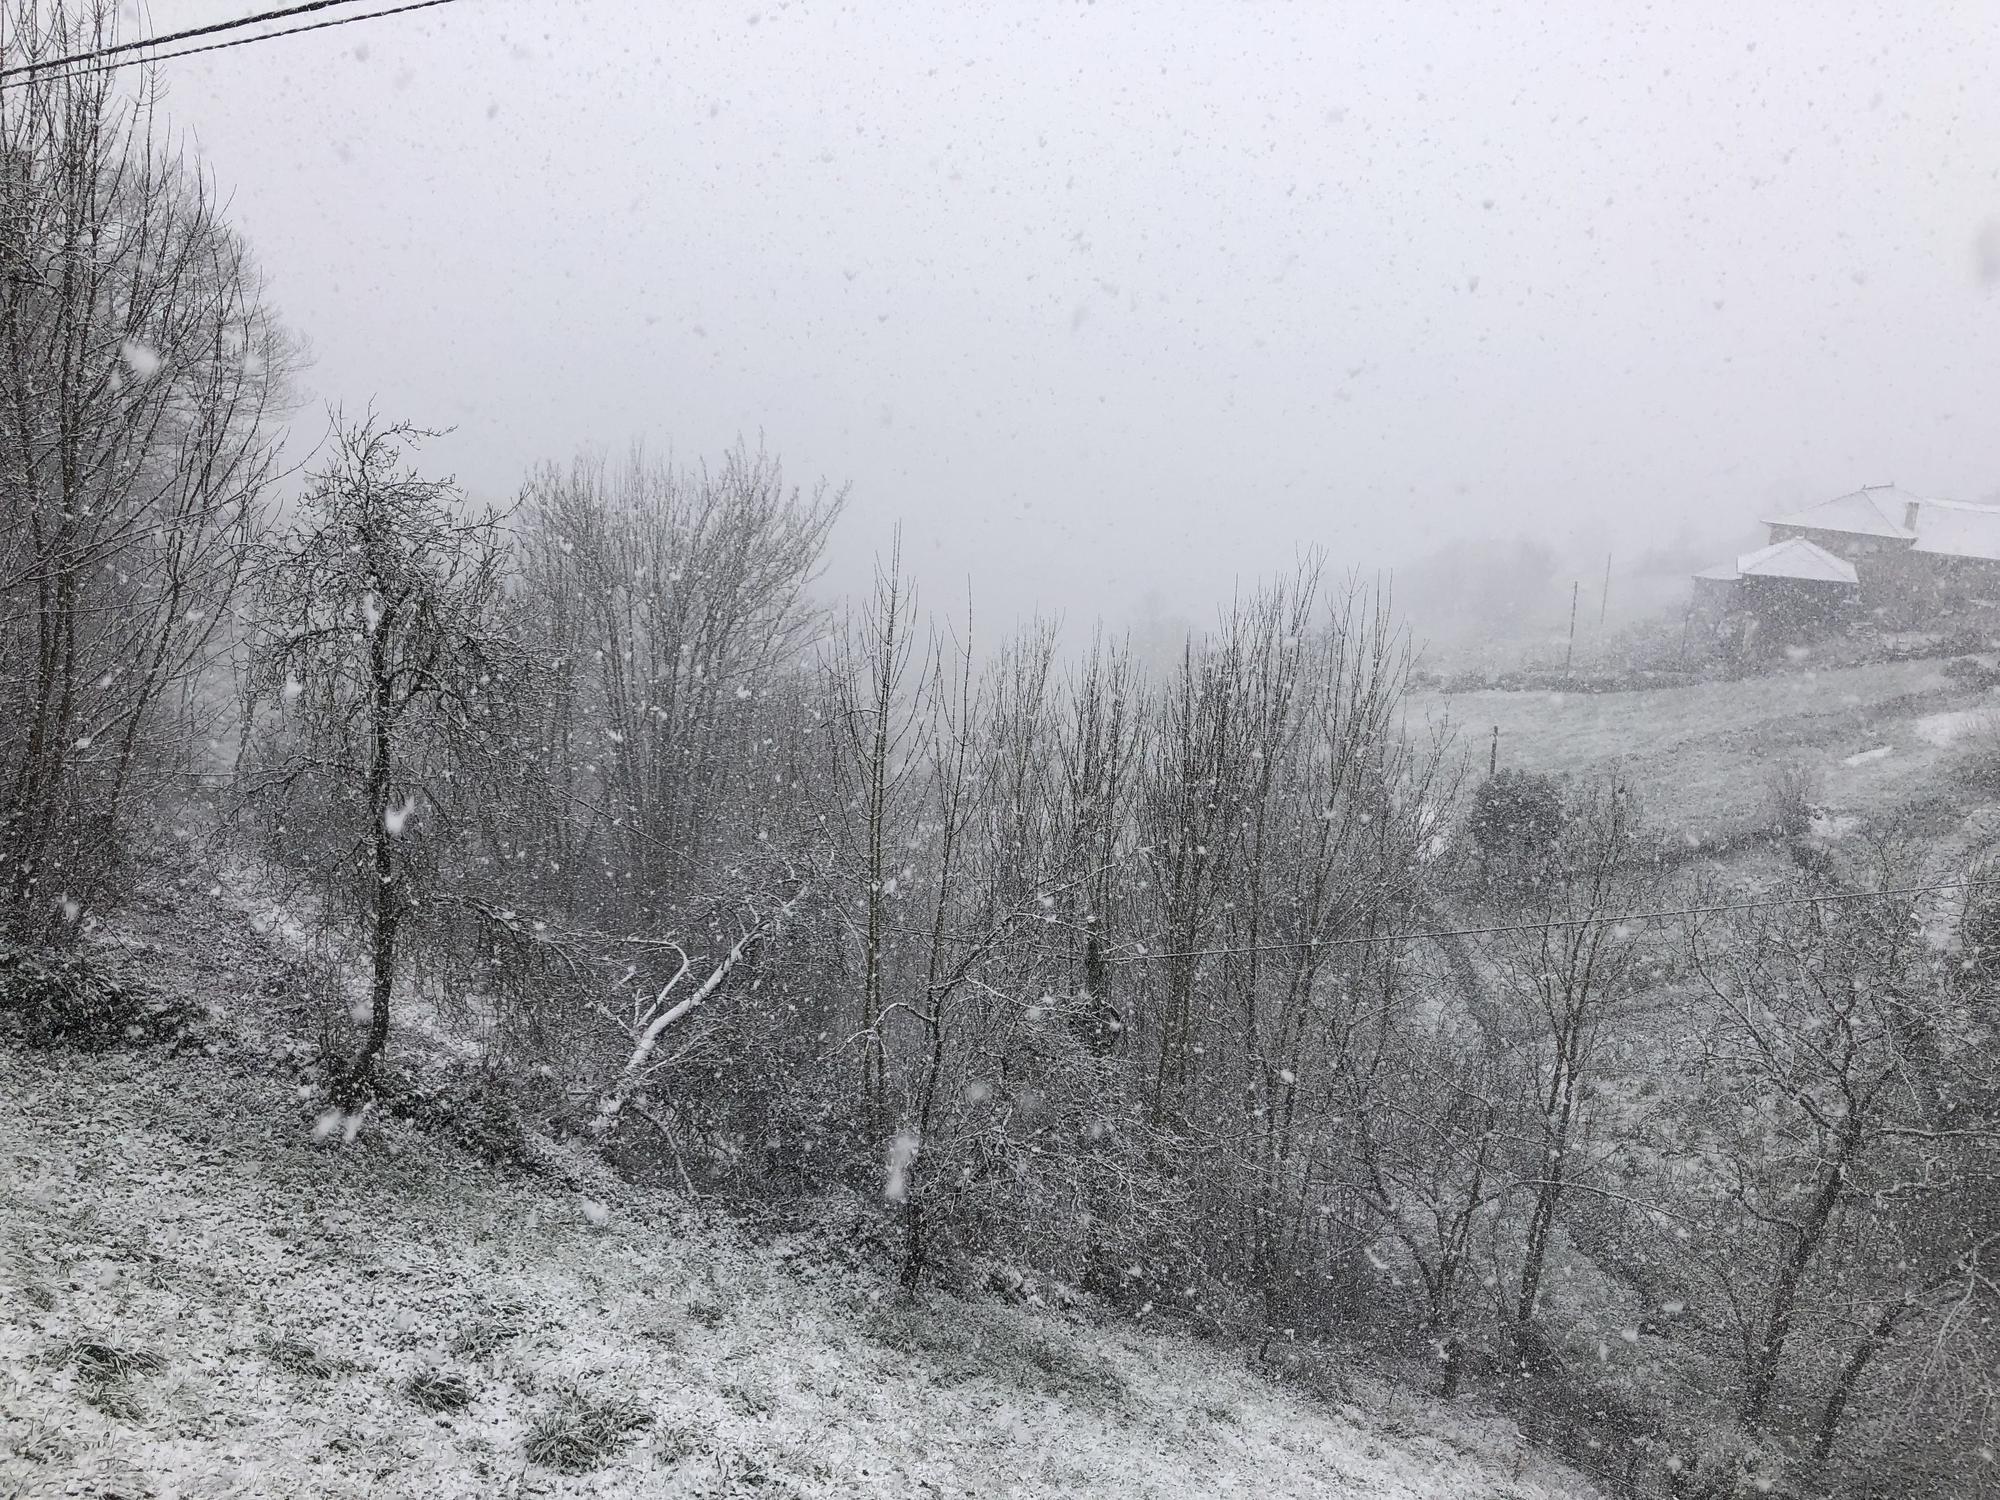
[3,8,1996,1499]
[0,0,291,941]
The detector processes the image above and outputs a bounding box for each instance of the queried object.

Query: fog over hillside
[5,5,2000,1499]
[151,0,2000,635]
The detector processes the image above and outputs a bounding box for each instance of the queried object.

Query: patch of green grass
[8,1420,75,1466]
[857,1299,1127,1406]
[725,1451,801,1495]
[449,1302,530,1359]
[1263,1342,1356,1408]
[652,1420,706,1464]
[722,1376,776,1416]
[261,1334,340,1379]
[406,1367,478,1413]
[855,1298,962,1358]
[44,1334,167,1424]
[632,1311,684,1349]
[522,1385,654,1474]
[685,1296,725,1329]
[1016,1330,1127,1402]
[46,1334,167,1381]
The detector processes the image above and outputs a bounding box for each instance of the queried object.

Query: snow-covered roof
[1761,485,1920,541]
[1733,537,1860,585]
[1909,498,2000,561]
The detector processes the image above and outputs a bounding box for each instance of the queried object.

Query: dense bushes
[0,944,194,1050]
[1466,768,1566,873]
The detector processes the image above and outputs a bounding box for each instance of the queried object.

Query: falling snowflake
[383,796,419,836]
[885,1130,919,1202]
[120,339,162,380]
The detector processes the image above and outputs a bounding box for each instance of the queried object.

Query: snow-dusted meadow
[0,879,1600,1500]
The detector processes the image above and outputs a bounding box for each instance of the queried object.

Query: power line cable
[0,0,462,90]
[1095,876,2000,965]
[1,0,375,79]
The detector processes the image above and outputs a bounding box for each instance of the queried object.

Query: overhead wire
[2,0,378,78]
[0,0,463,90]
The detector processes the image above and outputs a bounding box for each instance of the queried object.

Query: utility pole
[1489,724,1499,776]
[1564,580,1579,673]
[1599,551,1612,629]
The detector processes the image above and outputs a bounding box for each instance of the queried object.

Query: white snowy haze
[155,0,2000,636]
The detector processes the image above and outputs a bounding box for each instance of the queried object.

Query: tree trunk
[348,623,399,1096]
[899,1190,927,1292]
[1741,1143,1851,1430]
[1515,1108,1572,1330]
[1804,1299,1905,1487]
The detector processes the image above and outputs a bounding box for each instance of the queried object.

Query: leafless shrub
[1763,756,1822,839]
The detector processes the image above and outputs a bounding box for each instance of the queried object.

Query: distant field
[1408,659,1994,831]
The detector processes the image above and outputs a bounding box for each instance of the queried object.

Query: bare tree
[514,443,841,923]
[1,0,291,938]
[1360,1032,1504,1397]
[1678,857,2000,1489]
[1051,630,1145,1049]
[246,417,523,1095]
[822,536,927,1141]
[1487,775,1653,1343]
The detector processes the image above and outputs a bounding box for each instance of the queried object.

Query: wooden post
[1489,724,1499,776]
[1565,581,1579,673]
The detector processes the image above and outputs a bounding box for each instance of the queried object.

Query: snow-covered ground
[1911,706,1991,749]
[0,887,1603,1499]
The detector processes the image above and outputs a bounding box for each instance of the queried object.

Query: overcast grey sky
[151,0,2000,632]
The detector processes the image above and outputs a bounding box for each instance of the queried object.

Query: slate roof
[1762,485,1920,541]
[1696,537,1859,586]
[1908,499,2000,562]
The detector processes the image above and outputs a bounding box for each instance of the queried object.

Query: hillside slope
[1413,657,1981,828]
[0,885,1602,1500]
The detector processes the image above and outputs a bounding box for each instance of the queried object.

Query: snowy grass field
[1415,657,1992,832]
[0,884,1602,1500]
